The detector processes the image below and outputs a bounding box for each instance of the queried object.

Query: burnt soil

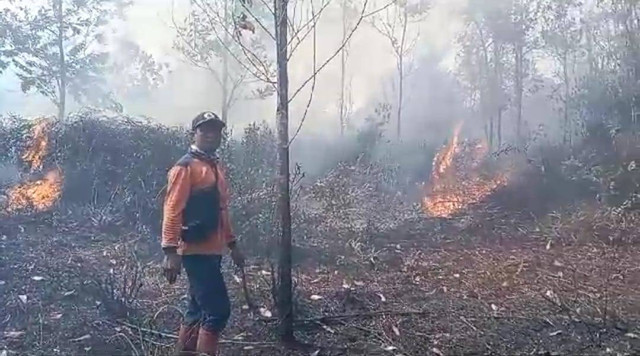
[2,212,640,356]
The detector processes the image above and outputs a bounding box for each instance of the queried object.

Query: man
[161,111,245,356]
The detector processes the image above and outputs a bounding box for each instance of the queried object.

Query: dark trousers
[182,254,231,333]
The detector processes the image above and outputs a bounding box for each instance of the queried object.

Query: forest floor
[2,211,640,356]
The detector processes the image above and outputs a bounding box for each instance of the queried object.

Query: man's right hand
[162,250,182,284]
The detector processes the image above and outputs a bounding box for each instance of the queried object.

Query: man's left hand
[230,246,245,268]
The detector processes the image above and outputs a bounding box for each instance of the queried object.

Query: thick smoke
[0,0,465,129]
[1,0,568,177]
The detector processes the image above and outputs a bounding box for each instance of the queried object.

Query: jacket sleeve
[161,166,191,249]
[217,165,235,244]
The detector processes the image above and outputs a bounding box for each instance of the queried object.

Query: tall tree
[541,0,583,144]
[338,0,356,135]
[0,10,10,74]
[273,0,293,340]
[105,39,169,112]
[509,0,542,143]
[2,0,130,120]
[457,0,511,148]
[174,0,274,123]
[225,0,377,341]
[457,0,543,146]
[370,0,427,140]
[605,0,640,130]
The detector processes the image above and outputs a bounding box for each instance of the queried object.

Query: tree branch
[194,0,275,84]
[287,0,332,57]
[227,70,248,108]
[172,12,225,86]
[189,0,275,85]
[288,0,369,104]
[363,0,396,19]
[289,0,318,146]
[256,0,276,18]
[239,0,276,40]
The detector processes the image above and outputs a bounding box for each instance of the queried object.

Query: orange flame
[423,123,507,218]
[4,118,63,212]
[21,118,52,171]
[6,169,63,211]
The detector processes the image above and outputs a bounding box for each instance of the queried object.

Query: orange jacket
[161,152,234,255]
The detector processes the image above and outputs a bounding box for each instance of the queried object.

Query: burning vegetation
[423,123,509,218]
[1,112,640,356]
[3,118,63,212]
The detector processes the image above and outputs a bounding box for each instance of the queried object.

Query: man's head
[191,111,225,152]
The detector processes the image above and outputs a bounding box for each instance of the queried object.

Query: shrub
[0,110,426,262]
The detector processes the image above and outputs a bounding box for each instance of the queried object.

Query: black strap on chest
[176,152,221,243]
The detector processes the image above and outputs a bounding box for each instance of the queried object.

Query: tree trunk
[339,49,346,136]
[339,0,348,136]
[274,0,294,343]
[397,58,403,140]
[562,50,570,145]
[397,9,408,141]
[221,0,230,123]
[489,115,494,148]
[474,20,490,147]
[586,24,595,75]
[55,0,66,120]
[497,108,502,147]
[493,42,502,149]
[221,62,229,123]
[514,42,523,143]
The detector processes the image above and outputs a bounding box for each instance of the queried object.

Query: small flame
[431,122,462,179]
[423,122,507,218]
[6,169,63,212]
[3,118,63,212]
[22,118,52,171]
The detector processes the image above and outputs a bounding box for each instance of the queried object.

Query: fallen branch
[460,316,480,333]
[115,320,277,346]
[295,309,432,324]
[539,294,601,329]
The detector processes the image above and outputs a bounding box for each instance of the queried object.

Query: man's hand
[162,250,182,284]
[230,245,245,268]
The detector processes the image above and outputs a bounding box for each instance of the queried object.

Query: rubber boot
[195,328,220,356]
[174,324,199,355]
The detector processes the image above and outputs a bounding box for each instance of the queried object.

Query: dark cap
[191,111,225,131]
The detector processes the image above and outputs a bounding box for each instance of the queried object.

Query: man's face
[194,122,222,151]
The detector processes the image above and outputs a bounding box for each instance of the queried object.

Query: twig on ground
[108,332,140,356]
[152,305,184,322]
[460,316,480,333]
[116,320,278,346]
[296,309,432,324]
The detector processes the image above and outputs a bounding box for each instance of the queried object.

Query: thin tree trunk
[339,50,346,135]
[221,59,229,123]
[497,108,502,147]
[339,0,347,136]
[474,20,490,147]
[492,42,502,149]
[563,50,570,145]
[55,0,66,120]
[397,58,403,140]
[221,44,230,122]
[221,0,230,123]
[275,0,294,343]
[489,115,494,148]
[397,9,408,140]
[515,41,523,143]
[586,23,595,75]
